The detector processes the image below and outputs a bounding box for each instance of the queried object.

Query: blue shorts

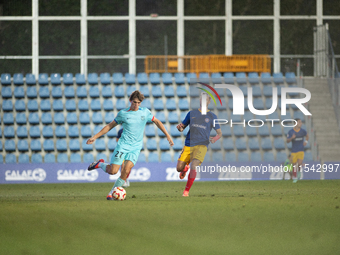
[110,144,141,166]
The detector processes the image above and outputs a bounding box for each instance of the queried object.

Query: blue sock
[99,162,108,172]
[109,177,125,195]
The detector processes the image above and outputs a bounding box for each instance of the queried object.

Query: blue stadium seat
[211,139,222,150]
[230,114,242,122]
[305,151,313,161]
[108,139,117,150]
[160,138,170,150]
[43,140,55,151]
[258,125,270,136]
[25,73,36,85]
[178,99,189,110]
[96,152,107,162]
[68,126,79,137]
[103,99,114,111]
[76,86,87,98]
[3,113,14,125]
[112,73,123,84]
[69,139,81,151]
[221,125,232,137]
[65,99,76,111]
[5,154,16,163]
[148,152,159,162]
[244,111,254,122]
[238,152,249,162]
[70,153,81,163]
[67,113,78,124]
[18,154,29,163]
[30,139,42,151]
[165,99,176,111]
[92,112,103,124]
[162,73,173,85]
[102,86,112,97]
[107,127,117,137]
[211,72,222,83]
[251,98,265,110]
[28,113,39,124]
[4,126,15,138]
[2,100,13,111]
[145,125,155,137]
[155,112,166,123]
[100,73,111,85]
[274,138,285,150]
[15,113,27,125]
[174,73,185,84]
[125,73,136,85]
[127,85,136,96]
[95,139,106,151]
[261,137,272,150]
[283,126,291,136]
[276,152,287,162]
[293,111,306,122]
[17,126,28,138]
[199,72,209,79]
[1,73,11,85]
[225,152,236,162]
[161,152,172,162]
[27,87,37,98]
[164,86,175,97]
[224,72,234,84]
[186,73,196,83]
[75,73,86,85]
[137,72,148,85]
[42,126,53,138]
[189,86,200,97]
[83,153,94,162]
[271,125,282,136]
[82,140,93,151]
[88,73,98,85]
[42,113,52,124]
[27,100,39,111]
[81,125,92,137]
[29,126,41,138]
[236,72,247,84]
[157,127,167,137]
[89,86,100,97]
[285,72,296,84]
[14,100,25,111]
[250,151,262,161]
[263,86,274,97]
[176,85,187,97]
[173,152,181,161]
[248,137,260,150]
[40,99,51,111]
[77,99,88,111]
[54,113,65,125]
[238,85,248,96]
[57,153,68,163]
[153,99,163,111]
[139,85,150,97]
[53,99,63,111]
[31,154,43,163]
[114,85,125,98]
[44,153,55,163]
[79,113,90,124]
[267,111,279,120]
[273,72,284,84]
[146,139,157,150]
[1,87,12,98]
[235,138,247,150]
[263,152,274,161]
[151,85,162,97]
[51,73,61,85]
[91,99,101,111]
[170,125,181,137]
[168,112,178,123]
[140,98,150,109]
[248,72,259,84]
[104,112,114,124]
[251,85,262,97]
[63,73,73,85]
[173,138,183,150]
[149,73,160,85]
[261,72,272,84]
[55,126,66,138]
[56,139,67,151]
[233,126,245,137]
[38,73,49,85]
[116,99,126,110]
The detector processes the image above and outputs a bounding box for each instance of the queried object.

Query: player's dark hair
[129,90,145,102]
[294,118,301,122]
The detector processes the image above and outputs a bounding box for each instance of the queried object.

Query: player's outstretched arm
[86,120,118,144]
[210,128,222,144]
[153,117,174,146]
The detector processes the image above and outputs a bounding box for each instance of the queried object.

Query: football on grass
[112,187,126,201]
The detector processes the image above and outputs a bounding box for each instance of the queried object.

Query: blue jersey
[114,107,154,150]
[287,128,307,153]
[182,109,220,147]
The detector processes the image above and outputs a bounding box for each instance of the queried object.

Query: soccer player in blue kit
[287,118,309,183]
[176,93,222,197]
[87,90,174,200]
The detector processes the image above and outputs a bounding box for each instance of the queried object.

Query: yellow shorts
[178,145,207,164]
[291,151,304,164]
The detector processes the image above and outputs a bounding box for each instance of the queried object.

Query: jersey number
[115,151,124,158]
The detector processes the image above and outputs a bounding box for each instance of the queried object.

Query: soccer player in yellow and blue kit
[87,90,174,200]
[176,93,222,197]
[287,118,309,183]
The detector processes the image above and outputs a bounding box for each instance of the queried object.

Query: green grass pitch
[0,180,340,255]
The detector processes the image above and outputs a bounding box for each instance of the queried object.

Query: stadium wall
[1,161,339,184]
